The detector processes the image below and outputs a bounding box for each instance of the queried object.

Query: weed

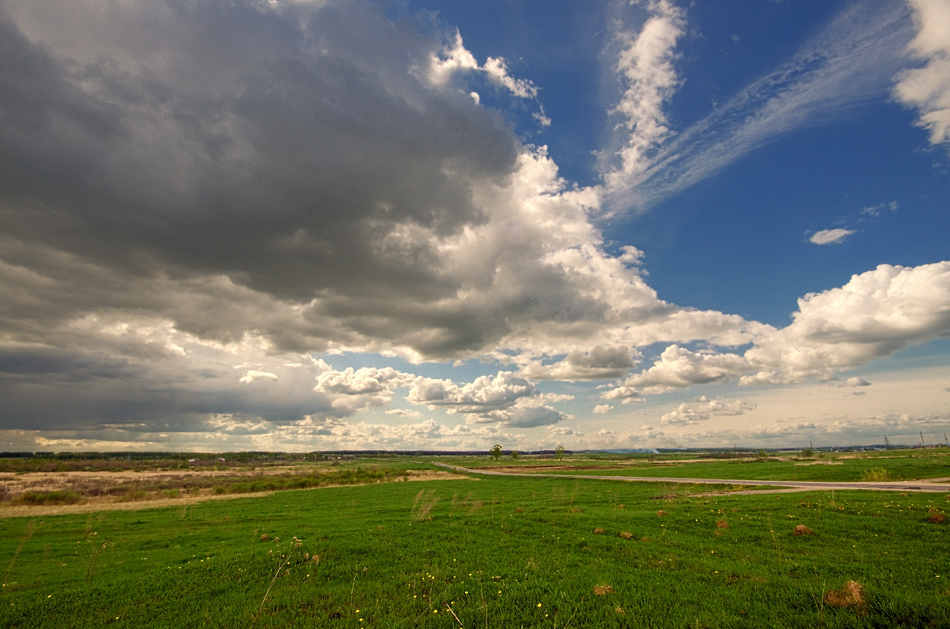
[253,537,304,624]
[411,489,439,521]
[76,532,112,585]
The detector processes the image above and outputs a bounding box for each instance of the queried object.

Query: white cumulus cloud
[893,0,950,147]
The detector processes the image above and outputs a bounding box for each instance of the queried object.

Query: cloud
[860,200,899,216]
[742,262,950,383]
[606,0,914,211]
[0,0,768,376]
[239,370,278,384]
[521,345,639,381]
[407,371,535,414]
[603,0,686,187]
[426,30,538,99]
[810,228,856,245]
[385,408,423,418]
[660,396,756,425]
[835,377,872,388]
[592,404,613,414]
[605,345,749,400]
[606,262,950,394]
[892,0,950,147]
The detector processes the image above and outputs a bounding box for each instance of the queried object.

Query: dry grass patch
[619,532,634,540]
[656,510,668,517]
[824,580,867,612]
[593,528,605,534]
[593,584,613,596]
[615,504,625,509]
[715,519,729,529]
[793,524,814,536]
[927,513,945,524]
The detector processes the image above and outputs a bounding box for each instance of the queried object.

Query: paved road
[431,462,950,493]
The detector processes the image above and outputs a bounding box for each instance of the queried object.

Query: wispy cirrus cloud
[605,0,914,212]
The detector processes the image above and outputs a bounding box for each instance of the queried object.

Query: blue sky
[0,0,948,452]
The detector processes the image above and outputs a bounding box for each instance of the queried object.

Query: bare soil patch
[0,469,461,518]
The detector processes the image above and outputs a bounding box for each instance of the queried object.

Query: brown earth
[0,469,462,518]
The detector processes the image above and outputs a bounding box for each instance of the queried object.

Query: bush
[14,490,81,505]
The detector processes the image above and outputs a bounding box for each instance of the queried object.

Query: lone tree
[555,444,566,461]
[490,444,502,460]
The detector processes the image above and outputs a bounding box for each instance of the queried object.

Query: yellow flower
[537,603,542,608]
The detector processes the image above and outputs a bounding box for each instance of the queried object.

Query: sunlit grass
[0,469,947,627]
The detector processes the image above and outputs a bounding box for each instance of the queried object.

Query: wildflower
[537,603,542,608]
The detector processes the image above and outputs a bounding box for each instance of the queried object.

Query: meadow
[0,452,948,627]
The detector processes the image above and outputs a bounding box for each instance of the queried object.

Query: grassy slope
[1,472,948,628]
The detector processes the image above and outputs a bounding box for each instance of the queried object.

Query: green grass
[1,472,948,627]
[444,450,950,483]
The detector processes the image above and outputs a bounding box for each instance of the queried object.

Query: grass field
[1,453,948,627]
[438,449,950,483]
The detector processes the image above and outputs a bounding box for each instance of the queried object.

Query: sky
[1,0,949,453]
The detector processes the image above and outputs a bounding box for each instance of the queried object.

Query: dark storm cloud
[0,0,519,351]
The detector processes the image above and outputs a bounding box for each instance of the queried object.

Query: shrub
[861,468,891,482]
[13,490,81,505]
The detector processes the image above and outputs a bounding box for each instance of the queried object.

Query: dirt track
[0,469,463,518]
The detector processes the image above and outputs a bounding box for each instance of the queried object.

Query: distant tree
[555,445,566,461]
[490,444,502,460]
[510,450,520,460]
[800,448,814,459]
